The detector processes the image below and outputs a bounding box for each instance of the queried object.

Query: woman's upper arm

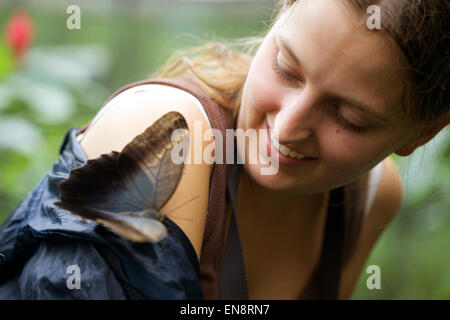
[79,84,214,260]
[338,155,403,299]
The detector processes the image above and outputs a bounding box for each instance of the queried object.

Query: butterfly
[55,111,190,243]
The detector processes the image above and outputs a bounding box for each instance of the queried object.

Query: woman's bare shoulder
[79,83,214,260]
[79,84,211,158]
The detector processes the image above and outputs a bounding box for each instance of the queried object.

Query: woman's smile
[264,119,318,167]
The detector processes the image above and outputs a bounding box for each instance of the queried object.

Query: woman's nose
[273,87,320,144]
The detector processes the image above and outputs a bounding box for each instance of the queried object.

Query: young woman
[0,0,448,299]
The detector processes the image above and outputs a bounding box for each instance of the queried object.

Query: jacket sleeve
[1,238,128,300]
[0,219,203,300]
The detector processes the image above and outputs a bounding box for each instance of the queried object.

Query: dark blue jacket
[0,128,203,299]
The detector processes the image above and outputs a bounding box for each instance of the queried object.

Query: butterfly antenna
[163,194,200,222]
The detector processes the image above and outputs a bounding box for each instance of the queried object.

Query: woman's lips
[264,120,317,167]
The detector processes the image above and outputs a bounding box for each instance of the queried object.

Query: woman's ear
[395,113,450,156]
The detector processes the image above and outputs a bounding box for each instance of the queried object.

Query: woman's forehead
[278,0,405,70]
[274,0,409,121]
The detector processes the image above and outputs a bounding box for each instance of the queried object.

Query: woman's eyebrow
[276,33,304,72]
[276,33,388,123]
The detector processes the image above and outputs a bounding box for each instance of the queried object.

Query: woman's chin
[243,162,301,193]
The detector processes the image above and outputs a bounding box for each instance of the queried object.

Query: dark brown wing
[55,111,189,242]
[117,111,190,210]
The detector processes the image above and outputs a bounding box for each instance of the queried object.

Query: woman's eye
[272,53,367,134]
[331,105,368,133]
[272,57,298,83]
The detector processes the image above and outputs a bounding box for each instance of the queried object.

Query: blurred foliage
[353,130,450,299]
[0,44,111,216]
[0,40,14,79]
[0,0,448,300]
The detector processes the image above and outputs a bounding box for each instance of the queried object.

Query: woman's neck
[236,167,329,228]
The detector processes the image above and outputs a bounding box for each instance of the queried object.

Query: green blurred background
[0,0,448,299]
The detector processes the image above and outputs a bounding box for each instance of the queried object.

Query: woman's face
[236,0,417,194]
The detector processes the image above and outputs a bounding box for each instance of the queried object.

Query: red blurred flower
[4,9,34,64]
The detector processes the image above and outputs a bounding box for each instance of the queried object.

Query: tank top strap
[299,186,346,299]
[220,150,248,299]
[342,172,370,265]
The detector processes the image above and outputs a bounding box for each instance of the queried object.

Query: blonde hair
[150,1,290,124]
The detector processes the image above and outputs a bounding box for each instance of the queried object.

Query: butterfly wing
[55,111,189,242]
[55,202,167,242]
[117,111,190,210]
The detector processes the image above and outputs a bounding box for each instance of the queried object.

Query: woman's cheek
[319,125,369,170]
[252,86,280,114]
